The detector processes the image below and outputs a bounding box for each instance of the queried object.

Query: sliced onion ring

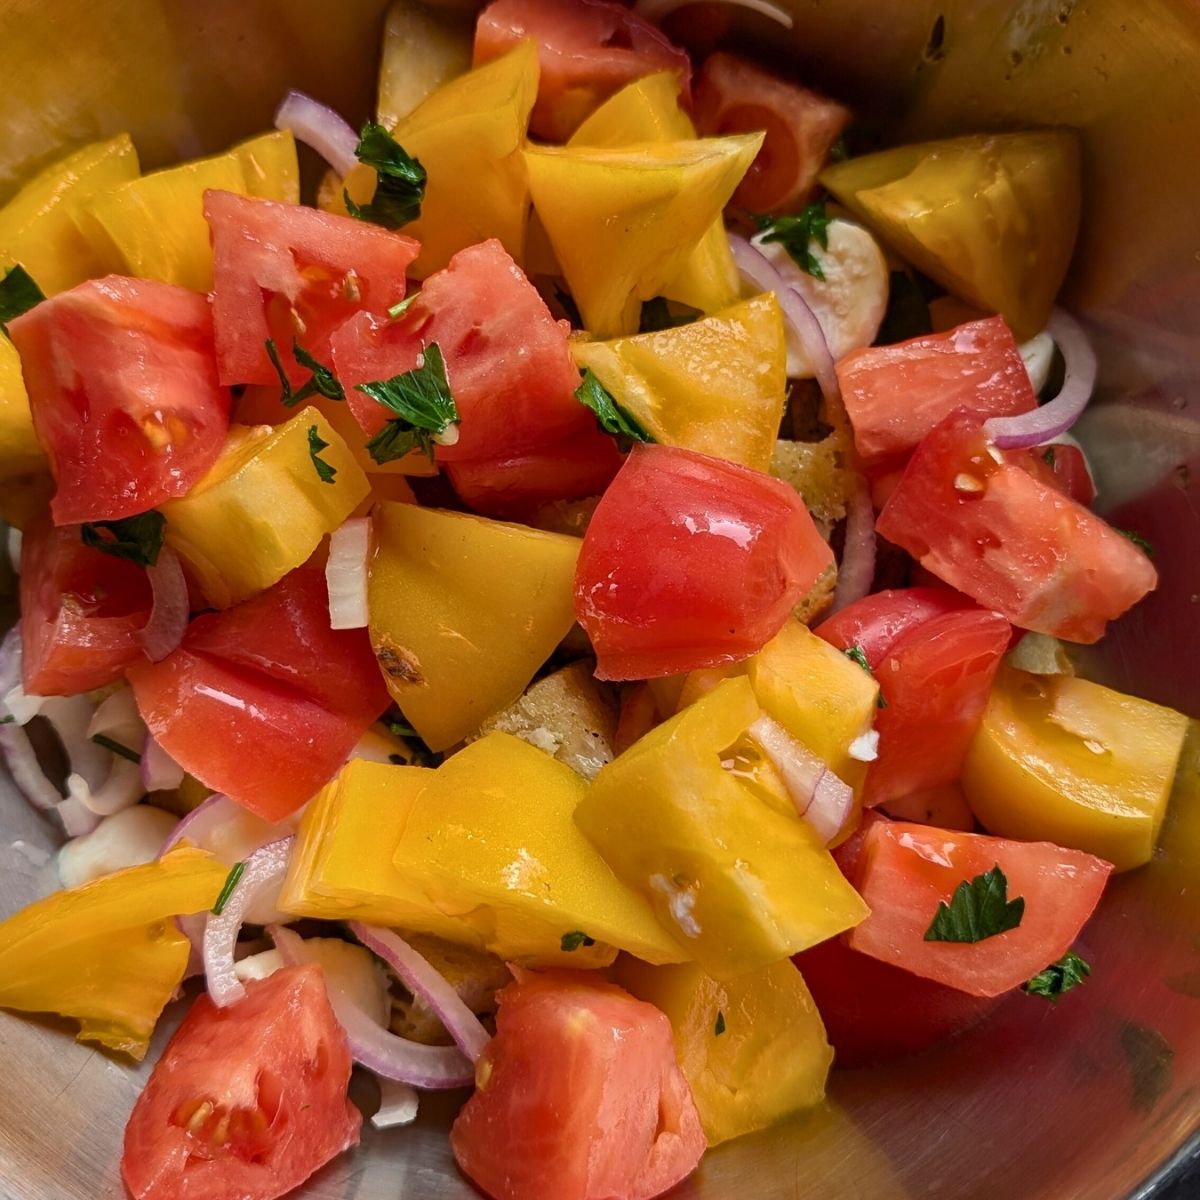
[274,90,360,179]
[270,924,474,1089]
[635,0,794,27]
[203,837,294,1008]
[349,922,491,1063]
[985,308,1097,449]
[830,488,877,614]
[138,547,189,663]
[326,517,371,631]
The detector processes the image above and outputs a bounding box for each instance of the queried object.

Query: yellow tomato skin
[614,956,833,1145]
[161,406,368,608]
[376,0,472,130]
[0,336,46,485]
[0,848,227,1059]
[388,734,687,966]
[367,502,580,751]
[78,130,298,291]
[569,72,739,314]
[571,294,787,473]
[961,666,1189,872]
[820,131,1080,340]
[0,133,139,294]
[525,133,762,337]
[576,677,869,980]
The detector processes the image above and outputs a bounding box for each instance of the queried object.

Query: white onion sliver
[3,682,45,726]
[985,308,1097,449]
[635,0,794,28]
[138,547,189,663]
[203,838,294,1008]
[372,1078,420,1129]
[0,723,65,812]
[326,518,371,631]
[274,90,360,179]
[68,756,144,817]
[142,732,185,792]
[270,924,474,1089]
[730,233,840,405]
[349,922,491,1063]
[57,797,100,838]
[830,489,876,615]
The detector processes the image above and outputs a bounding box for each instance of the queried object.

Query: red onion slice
[830,488,877,615]
[985,308,1097,449]
[729,233,841,405]
[138,547,189,663]
[635,0,793,28]
[349,922,491,1064]
[203,837,294,1008]
[270,925,474,1089]
[274,90,360,179]
[326,517,371,630]
[142,733,185,792]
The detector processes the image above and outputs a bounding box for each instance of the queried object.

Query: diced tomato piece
[446,424,622,517]
[128,565,388,820]
[1039,441,1097,506]
[848,820,1113,996]
[876,409,1158,642]
[474,0,692,142]
[814,585,972,664]
[8,277,231,524]
[575,443,833,679]
[692,52,850,213]
[333,239,589,463]
[451,970,704,1200]
[19,516,153,695]
[837,317,1037,471]
[122,965,361,1200]
[204,189,419,389]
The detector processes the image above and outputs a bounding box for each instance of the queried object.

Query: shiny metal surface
[1,2,1198,1198]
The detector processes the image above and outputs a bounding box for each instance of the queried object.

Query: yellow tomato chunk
[377,0,472,129]
[162,406,368,608]
[0,336,46,483]
[961,666,1189,872]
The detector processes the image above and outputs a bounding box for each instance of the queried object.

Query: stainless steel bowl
[1,2,1197,1197]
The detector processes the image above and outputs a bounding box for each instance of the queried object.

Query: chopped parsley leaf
[265,338,344,408]
[359,342,459,465]
[80,512,166,567]
[1024,950,1092,1002]
[561,930,596,952]
[387,294,419,320]
[0,264,44,333]
[844,644,887,707]
[757,201,831,280]
[924,865,1025,943]
[211,861,246,916]
[714,1011,726,1036]
[1115,527,1155,559]
[345,121,427,229]
[389,721,418,738]
[574,369,653,443]
[0,715,13,725]
[1042,446,1057,467]
[307,424,337,484]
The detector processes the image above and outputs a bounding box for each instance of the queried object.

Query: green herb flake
[924,865,1025,944]
[1115,527,1155,559]
[359,342,459,465]
[0,714,13,725]
[1024,950,1092,1002]
[560,930,596,952]
[211,861,247,916]
[757,201,831,280]
[80,512,166,567]
[0,264,45,333]
[1042,447,1057,467]
[844,645,872,675]
[714,1011,726,1036]
[345,121,427,230]
[574,369,653,444]
[307,424,337,484]
[265,338,344,408]
[387,294,419,320]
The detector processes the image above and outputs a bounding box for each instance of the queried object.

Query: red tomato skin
[848,821,1113,996]
[8,276,231,525]
[876,409,1158,642]
[128,566,387,821]
[814,586,972,666]
[474,0,692,142]
[837,317,1037,471]
[19,516,153,695]
[692,52,850,213]
[446,424,622,517]
[575,443,834,680]
[332,239,589,463]
[450,971,705,1200]
[204,189,419,388]
[122,965,361,1200]
[1037,441,1097,506]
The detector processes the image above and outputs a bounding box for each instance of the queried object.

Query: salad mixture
[0,1,1191,1198]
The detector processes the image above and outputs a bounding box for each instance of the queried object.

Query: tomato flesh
[575,443,834,679]
[474,0,691,141]
[8,276,231,524]
[876,409,1158,642]
[122,965,361,1200]
[450,970,705,1200]
[814,586,972,665]
[19,516,153,695]
[849,820,1113,996]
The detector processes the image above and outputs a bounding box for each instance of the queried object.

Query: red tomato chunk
[8,276,231,524]
[451,971,705,1200]
[474,0,691,142]
[876,409,1157,642]
[122,965,360,1200]
[575,443,834,679]
[848,820,1113,997]
[837,317,1037,471]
